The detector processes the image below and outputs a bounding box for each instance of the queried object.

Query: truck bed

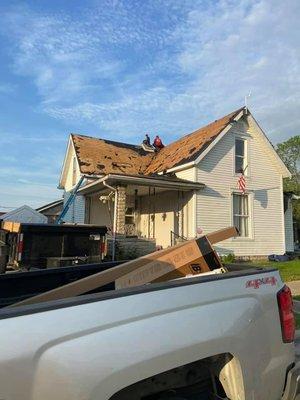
[0,265,295,400]
[0,261,123,308]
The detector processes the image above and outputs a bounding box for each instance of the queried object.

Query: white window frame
[234,137,249,177]
[72,156,77,187]
[231,191,254,240]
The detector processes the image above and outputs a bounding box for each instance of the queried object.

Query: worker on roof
[153,135,164,151]
[143,134,151,147]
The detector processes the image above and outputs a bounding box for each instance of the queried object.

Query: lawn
[248,259,300,282]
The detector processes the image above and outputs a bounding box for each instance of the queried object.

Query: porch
[78,174,204,252]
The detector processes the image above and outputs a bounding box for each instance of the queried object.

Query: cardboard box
[1,221,21,233]
[116,235,222,289]
[206,226,238,244]
[11,226,238,307]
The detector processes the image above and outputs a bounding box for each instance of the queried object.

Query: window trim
[72,156,77,187]
[230,190,254,240]
[233,136,250,177]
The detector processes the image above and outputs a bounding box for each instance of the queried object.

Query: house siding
[62,191,86,223]
[196,116,286,257]
[176,168,197,239]
[64,144,81,192]
[88,194,112,227]
[138,190,177,248]
[285,200,294,252]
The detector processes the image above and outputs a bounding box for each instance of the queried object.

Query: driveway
[288,280,300,296]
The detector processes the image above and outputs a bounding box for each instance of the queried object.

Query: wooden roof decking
[71,108,244,177]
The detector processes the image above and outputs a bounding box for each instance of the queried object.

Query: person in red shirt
[153,135,164,151]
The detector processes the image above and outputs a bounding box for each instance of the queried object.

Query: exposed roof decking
[70,108,244,179]
[72,134,154,176]
[145,108,244,174]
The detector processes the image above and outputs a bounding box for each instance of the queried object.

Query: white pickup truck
[0,262,298,400]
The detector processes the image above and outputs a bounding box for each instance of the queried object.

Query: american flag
[238,173,246,194]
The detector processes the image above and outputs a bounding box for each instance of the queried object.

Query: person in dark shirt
[143,134,151,146]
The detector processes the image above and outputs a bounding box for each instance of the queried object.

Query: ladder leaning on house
[56,176,85,224]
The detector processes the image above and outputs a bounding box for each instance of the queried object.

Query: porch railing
[170,231,187,247]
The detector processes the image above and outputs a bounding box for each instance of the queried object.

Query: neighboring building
[58,107,293,257]
[0,205,47,224]
[36,199,63,223]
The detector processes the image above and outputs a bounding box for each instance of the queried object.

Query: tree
[277,135,300,222]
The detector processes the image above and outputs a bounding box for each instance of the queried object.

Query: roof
[145,107,244,174]
[0,205,47,224]
[72,134,153,176]
[71,107,244,177]
[36,199,63,213]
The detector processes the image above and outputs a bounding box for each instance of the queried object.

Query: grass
[247,259,300,282]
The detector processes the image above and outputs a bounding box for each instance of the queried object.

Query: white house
[58,107,293,258]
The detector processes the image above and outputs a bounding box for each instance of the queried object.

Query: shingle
[145,108,244,174]
[71,107,244,176]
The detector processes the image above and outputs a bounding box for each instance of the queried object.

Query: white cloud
[1,0,300,145]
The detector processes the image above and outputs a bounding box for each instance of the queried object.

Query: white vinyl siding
[176,168,197,240]
[62,191,85,223]
[64,146,80,192]
[196,116,286,256]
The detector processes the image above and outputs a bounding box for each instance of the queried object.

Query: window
[235,138,246,174]
[125,207,135,225]
[72,156,77,186]
[233,193,250,237]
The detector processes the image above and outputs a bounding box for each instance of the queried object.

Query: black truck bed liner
[0,261,123,308]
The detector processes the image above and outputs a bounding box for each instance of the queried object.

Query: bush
[221,253,235,264]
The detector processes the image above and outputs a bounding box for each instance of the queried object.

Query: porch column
[116,186,126,234]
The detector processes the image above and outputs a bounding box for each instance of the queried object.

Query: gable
[196,113,291,178]
[58,136,81,190]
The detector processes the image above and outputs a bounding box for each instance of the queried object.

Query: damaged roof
[72,135,153,175]
[145,107,244,174]
[71,107,244,176]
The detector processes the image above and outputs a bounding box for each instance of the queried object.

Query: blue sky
[0,0,299,211]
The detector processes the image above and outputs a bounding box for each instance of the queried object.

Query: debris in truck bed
[9,227,238,308]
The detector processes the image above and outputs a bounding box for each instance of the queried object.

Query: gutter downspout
[103,181,117,261]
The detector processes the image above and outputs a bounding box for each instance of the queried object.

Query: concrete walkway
[287,280,300,296]
[296,334,300,358]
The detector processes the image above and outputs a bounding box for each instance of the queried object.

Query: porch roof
[78,173,205,195]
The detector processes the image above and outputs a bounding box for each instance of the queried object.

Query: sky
[0,0,299,211]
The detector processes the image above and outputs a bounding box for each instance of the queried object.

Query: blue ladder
[57,176,85,224]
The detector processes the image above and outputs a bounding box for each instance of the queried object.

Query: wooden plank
[206,226,238,244]
[10,226,237,308]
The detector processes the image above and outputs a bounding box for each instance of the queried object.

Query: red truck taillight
[277,285,295,343]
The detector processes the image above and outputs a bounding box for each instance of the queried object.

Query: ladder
[56,176,85,224]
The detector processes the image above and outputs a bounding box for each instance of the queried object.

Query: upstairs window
[233,193,249,237]
[235,138,247,174]
[72,156,77,186]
